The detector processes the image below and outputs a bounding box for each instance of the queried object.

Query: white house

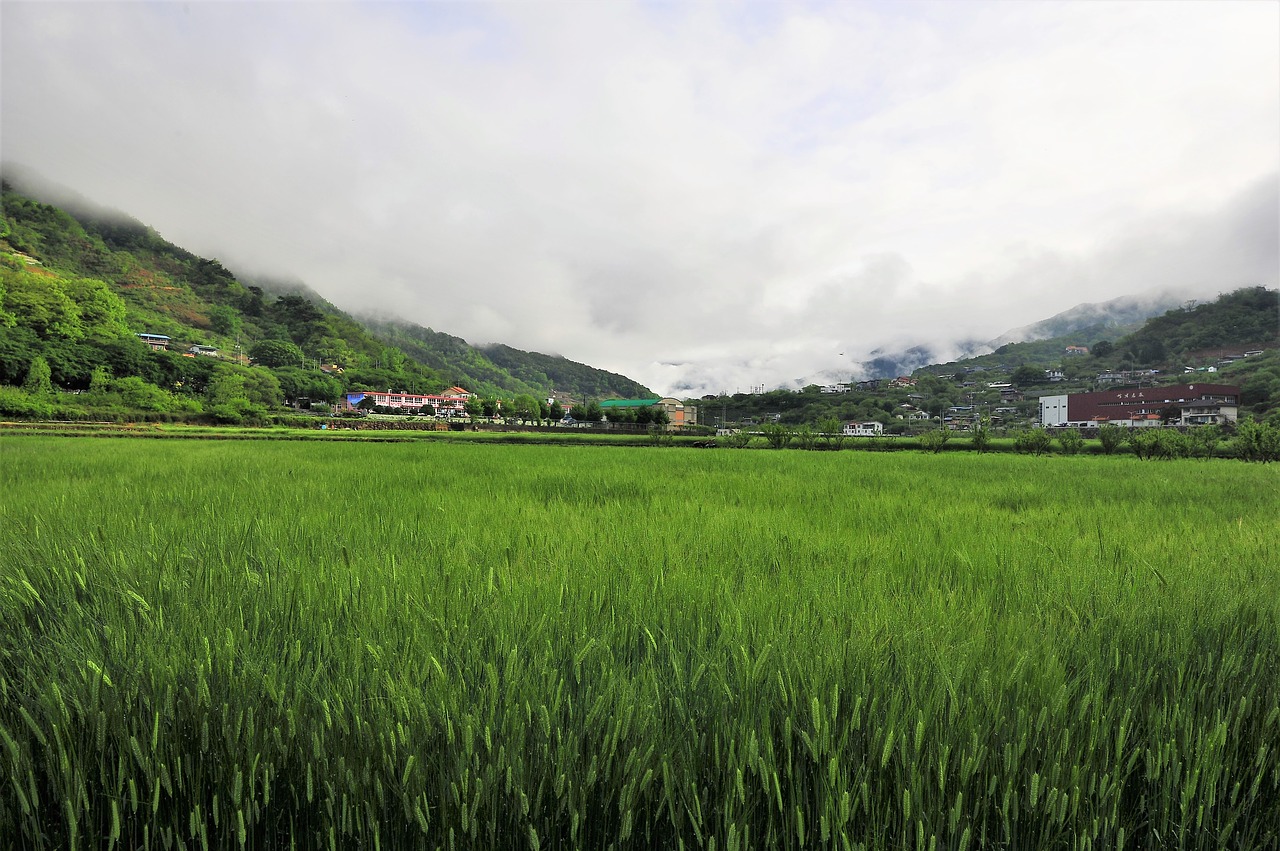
[842,421,884,437]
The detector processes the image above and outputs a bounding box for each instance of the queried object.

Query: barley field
[1,437,1277,850]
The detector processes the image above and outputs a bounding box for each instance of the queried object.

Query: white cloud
[3,0,1276,396]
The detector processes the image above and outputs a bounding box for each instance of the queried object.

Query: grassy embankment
[2,438,1277,849]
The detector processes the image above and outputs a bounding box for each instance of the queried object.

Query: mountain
[1110,286,1279,367]
[988,289,1193,347]
[857,341,989,380]
[859,289,1195,380]
[360,319,652,401]
[0,169,651,420]
[914,288,1279,404]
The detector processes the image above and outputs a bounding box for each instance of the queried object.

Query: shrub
[1234,418,1280,462]
[0,385,54,418]
[919,428,949,454]
[1151,428,1191,460]
[760,423,793,449]
[1056,428,1085,455]
[1014,427,1052,456]
[1126,428,1159,460]
[970,418,992,454]
[1098,423,1125,455]
[1189,424,1221,459]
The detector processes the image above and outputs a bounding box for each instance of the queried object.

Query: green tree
[1011,365,1043,387]
[1056,428,1085,455]
[1234,419,1280,462]
[513,394,540,422]
[241,369,284,408]
[1125,428,1159,461]
[88,365,112,395]
[549,401,564,421]
[1091,340,1114,358]
[0,273,18,329]
[1014,427,1052,456]
[0,385,53,418]
[1098,424,1125,455]
[206,369,264,422]
[1151,428,1191,460]
[1189,424,1221,460]
[248,339,304,369]
[22,355,53,395]
[2,269,83,339]
[970,416,992,454]
[63,277,128,340]
[818,416,845,451]
[208,304,242,339]
[760,423,793,449]
[113,376,178,412]
[919,428,949,454]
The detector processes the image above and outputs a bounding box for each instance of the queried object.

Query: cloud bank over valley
[3,1,1277,395]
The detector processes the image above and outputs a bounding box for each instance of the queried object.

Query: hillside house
[137,333,170,351]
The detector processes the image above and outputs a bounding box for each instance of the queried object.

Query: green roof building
[598,398,661,410]
[596,397,698,427]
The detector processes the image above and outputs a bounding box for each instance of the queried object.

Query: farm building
[1039,384,1239,428]
[137,333,170,351]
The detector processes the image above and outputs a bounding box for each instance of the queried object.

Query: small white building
[842,421,884,437]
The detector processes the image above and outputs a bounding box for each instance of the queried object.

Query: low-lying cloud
[3,1,1276,396]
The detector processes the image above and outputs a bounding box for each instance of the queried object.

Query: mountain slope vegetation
[0,175,651,420]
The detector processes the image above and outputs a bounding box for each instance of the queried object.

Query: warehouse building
[1038,384,1239,428]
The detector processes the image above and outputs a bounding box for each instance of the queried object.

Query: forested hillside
[1111,286,1278,366]
[0,177,651,420]
[706,287,1279,430]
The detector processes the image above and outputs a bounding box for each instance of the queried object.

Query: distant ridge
[857,289,1193,379]
[989,289,1192,347]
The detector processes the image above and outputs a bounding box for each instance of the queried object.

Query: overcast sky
[3,1,1277,395]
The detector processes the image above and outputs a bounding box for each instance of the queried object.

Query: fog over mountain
[4,1,1276,397]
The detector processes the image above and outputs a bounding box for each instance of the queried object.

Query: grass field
[1,437,1277,849]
